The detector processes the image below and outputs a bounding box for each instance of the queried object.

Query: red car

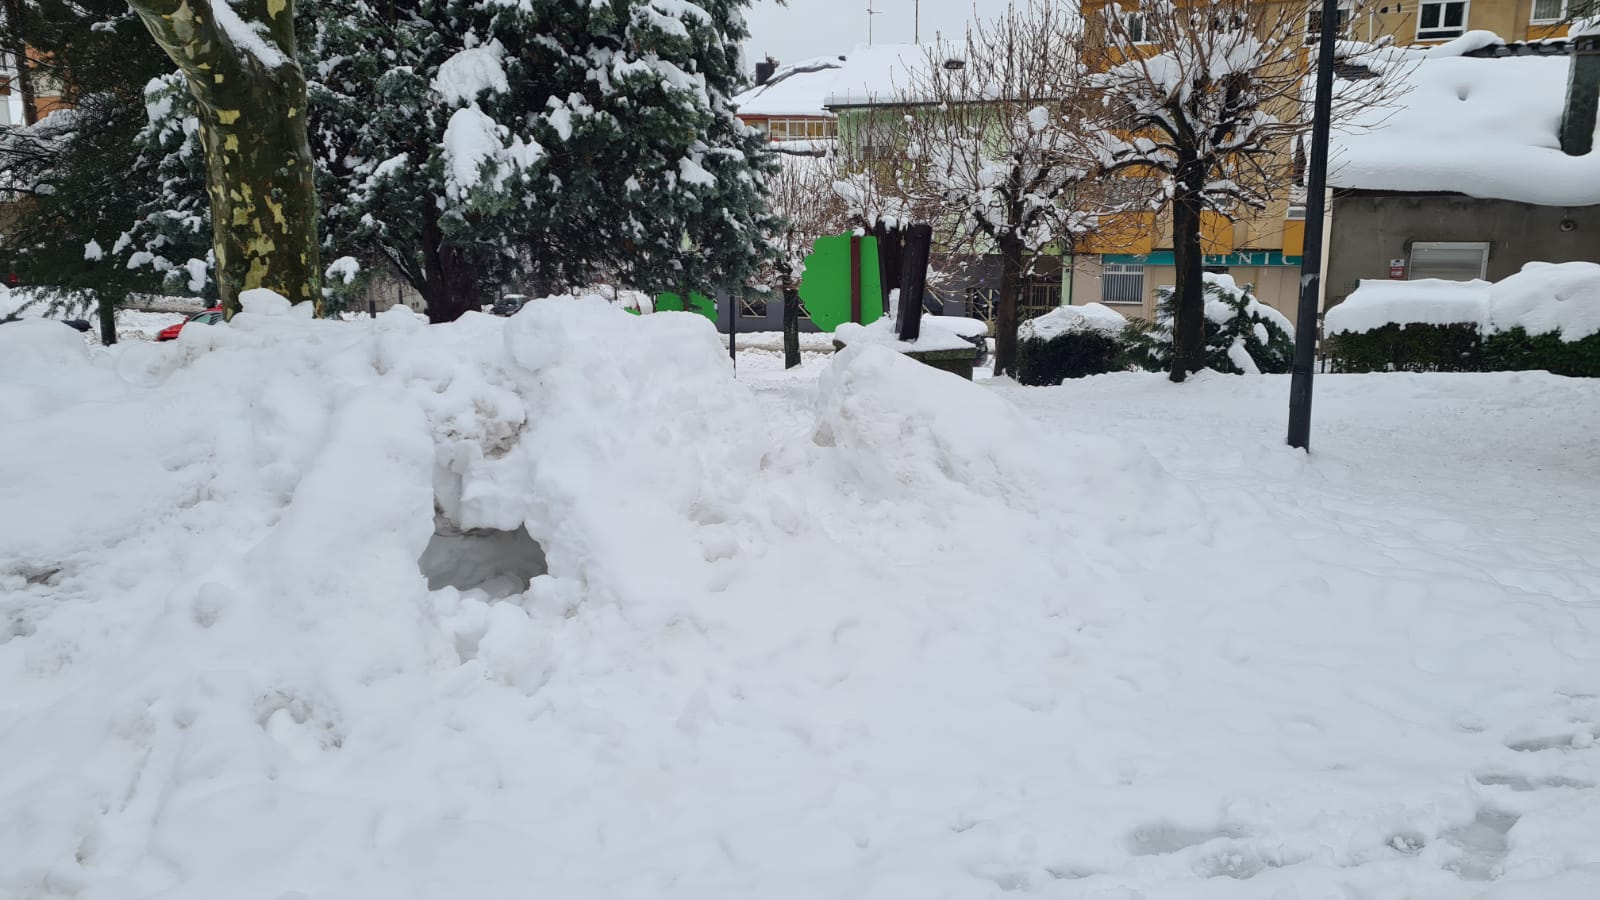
[156,307,224,342]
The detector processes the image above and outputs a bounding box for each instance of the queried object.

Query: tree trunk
[420,203,481,323]
[897,223,932,343]
[782,284,801,369]
[993,233,1024,378]
[96,293,117,346]
[2,0,40,125]
[871,221,903,315]
[129,0,320,316]
[1169,182,1207,384]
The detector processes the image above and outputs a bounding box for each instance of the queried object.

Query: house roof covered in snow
[1329,32,1600,206]
[732,44,935,118]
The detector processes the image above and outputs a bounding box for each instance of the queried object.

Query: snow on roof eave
[1328,45,1600,207]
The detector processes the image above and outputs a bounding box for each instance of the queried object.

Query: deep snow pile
[1327,262,1600,339]
[5,294,1600,899]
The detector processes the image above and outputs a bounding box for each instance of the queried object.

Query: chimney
[1560,34,1600,156]
[755,57,777,86]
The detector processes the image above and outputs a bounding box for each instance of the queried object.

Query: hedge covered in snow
[1326,262,1600,376]
[1016,303,1128,385]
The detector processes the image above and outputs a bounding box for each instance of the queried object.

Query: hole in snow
[1444,807,1519,881]
[419,516,547,599]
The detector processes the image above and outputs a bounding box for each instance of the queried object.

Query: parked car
[491,294,529,317]
[156,307,224,342]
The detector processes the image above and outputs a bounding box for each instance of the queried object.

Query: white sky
[743,0,994,66]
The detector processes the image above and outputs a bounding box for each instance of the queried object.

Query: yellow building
[1071,0,1583,325]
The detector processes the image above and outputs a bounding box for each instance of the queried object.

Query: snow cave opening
[418,516,547,599]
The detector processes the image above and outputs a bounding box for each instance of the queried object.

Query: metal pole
[728,291,737,373]
[1286,0,1340,452]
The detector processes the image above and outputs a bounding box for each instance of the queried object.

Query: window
[1102,263,1145,304]
[1417,0,1469,40]
[1306,4,1350,44]
[1409,241,1489,281]
[1119,12,1150,44]
[766,118,837,142]
[1532,0,1594,21]
[1022,280,1062,319]
[738,296,768,318]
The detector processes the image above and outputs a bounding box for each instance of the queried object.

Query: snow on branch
[1087,0,1406,218]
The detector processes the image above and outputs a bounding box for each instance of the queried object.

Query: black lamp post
[1286,0,1341,451]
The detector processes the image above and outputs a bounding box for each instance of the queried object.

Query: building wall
[1082,0,1577,48]
[1352,0,1577,45]
[1071,253,1309,325]
[1325,192,1600,309]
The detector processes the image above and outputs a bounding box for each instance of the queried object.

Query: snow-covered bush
[1125,274,1293,375]
[1016,303,1129,385]
[1326,263,1600,375]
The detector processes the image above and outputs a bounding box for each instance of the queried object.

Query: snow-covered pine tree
[312,0,776,322]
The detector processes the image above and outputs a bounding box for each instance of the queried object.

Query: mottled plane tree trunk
[128,0,320,315]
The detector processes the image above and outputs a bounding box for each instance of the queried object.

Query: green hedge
[1327,323,1600,377]
[1017,330,1125,386]
[1482,328,1600,378]
[1325,323,1482,373]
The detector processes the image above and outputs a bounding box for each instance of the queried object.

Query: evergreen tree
[309,0,777,322]
[0,0,211,342]
[11,0,777,327]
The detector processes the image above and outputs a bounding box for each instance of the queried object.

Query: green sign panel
[654,290,716,321]
[799,233,883,332]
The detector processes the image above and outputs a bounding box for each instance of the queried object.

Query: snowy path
[4,304,1600,899]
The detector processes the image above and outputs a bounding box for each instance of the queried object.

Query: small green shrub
[1481,328,1600,378]
[1125,276,1294,375]
[1325,322,1483,373]
[1017,330,1126,385]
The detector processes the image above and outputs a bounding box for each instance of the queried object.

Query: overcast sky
[743,0,992,66]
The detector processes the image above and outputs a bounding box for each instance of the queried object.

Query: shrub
[1018,331,1125,385]
[1126,274,1294,375]
[1016,304,1129,386]
[1325,322,1483,373]
[1481,328,1600,378]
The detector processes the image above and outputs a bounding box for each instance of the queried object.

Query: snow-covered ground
[4,297,1600,899]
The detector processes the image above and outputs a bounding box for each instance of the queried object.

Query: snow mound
[8,296,1600,898]
[1328,263,1600,340]
[1019,302,1127,341]
[6,295,1172,899]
